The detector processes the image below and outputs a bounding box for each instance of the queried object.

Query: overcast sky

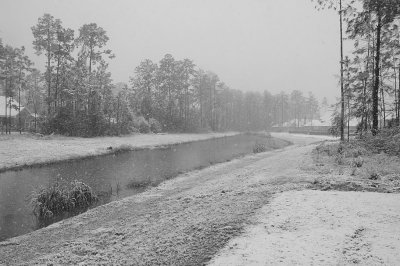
[0,0,346,103]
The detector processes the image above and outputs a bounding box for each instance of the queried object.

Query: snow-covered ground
[209,190,400,265]
[0,134,323,264]
[1,133,399,265]
[0,132,238,171]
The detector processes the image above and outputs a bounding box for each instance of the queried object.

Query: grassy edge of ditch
[16,133,291,242]
[0,132,288,174]
[0,132,247,174]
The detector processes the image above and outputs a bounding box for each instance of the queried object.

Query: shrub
[337,143,344,154]
[316,141,368,159]
[369,171,379,180]
[41,108,112,137]
[120,120,138,135]
[31,183,71,219]
[350,167,357,176]
[365,166,380,180]
[69,181,98,208]
[316,142,339,156]
[334,153,345,165]
[149,118,163,133]
[253,143,267,153]
[31,180,98,222]
[134,116,150,133]
[126,180,153,189]
[351,157,364,168]
[41,108,75,135]
[360,127,400,156]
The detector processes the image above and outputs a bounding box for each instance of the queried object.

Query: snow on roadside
[209,190,400,266]
[270,132,338,145]
[0,132,238,171]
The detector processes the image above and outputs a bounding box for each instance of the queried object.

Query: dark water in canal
[0,134,281,241]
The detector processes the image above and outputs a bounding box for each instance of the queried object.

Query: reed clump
[31,180,98,221]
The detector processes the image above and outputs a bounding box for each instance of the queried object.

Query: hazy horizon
[0,0,349,103]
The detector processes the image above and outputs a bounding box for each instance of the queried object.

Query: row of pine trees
[0,13,321,137]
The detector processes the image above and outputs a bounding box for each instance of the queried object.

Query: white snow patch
[209,190,400,265]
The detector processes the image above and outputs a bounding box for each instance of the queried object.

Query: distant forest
[0,13,321,137]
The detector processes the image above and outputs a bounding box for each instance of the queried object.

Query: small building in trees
[0,96,38,132]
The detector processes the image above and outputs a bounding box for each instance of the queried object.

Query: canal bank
[0,132,241,173]
[0,132,289,241]
[0,134,327,265]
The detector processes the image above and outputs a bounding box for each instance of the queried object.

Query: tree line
[314,0,400,138]
[129,54,320,132]
[0,13,321,137]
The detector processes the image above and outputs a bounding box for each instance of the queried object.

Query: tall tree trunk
[47,29,52,116]
[9,96,12,134]
[346,59,350,141]
[348,92,350,141]
[372,11,382,135]
[18,85,21,133]
[34,113,37,132]
[398,63,400,124]
[17,67,23,134]
[116,95,120,135]
[362,78,368,131]
[200,89,203,128]
[184,86,188,130]
[380,73,385,128]
[34,75,38,132]
[394,64,398,123]
[4,81,7,134]
[340,0,345,141]
[147,85,152,122]
[55,47,61,113]
[168,86,172,129]
[87,46,93,116]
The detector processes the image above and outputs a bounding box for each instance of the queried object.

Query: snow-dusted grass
[0,132,239,171]
[313,141,400,192]
[210,190,400,265]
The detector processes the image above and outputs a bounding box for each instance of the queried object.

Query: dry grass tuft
[31,180,98,222]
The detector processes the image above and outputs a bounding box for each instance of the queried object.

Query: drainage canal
[0,133,287,241]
